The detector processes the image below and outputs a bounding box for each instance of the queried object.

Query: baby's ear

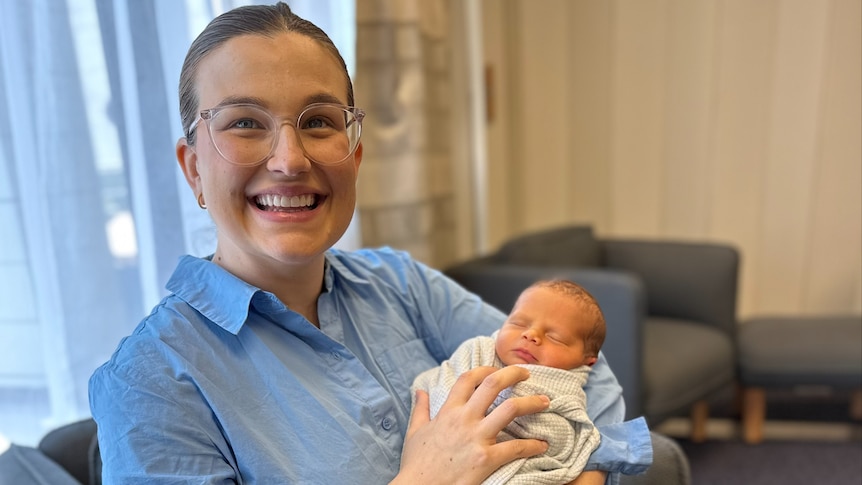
[585,356,598,367]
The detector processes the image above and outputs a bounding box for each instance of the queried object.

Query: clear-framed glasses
[189,103,365,166]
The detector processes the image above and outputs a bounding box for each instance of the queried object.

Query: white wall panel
[661,0,717,238]
[480,0,861,318]
[610,0,668,236]
[568,1,613,233]
[517,0,571,232]
[755,0,830,313]
[804,0,862,313]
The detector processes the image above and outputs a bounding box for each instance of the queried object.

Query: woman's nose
[266,124,311,175]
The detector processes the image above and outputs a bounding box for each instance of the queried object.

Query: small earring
[197,193,207,209]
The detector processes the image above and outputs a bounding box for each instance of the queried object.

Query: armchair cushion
[643,318,735,423]
[38,418,98,485]
[602,240,739,336]
[0,445,81,485]
[497,226,602,267]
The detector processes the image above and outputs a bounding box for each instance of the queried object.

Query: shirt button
[331,351,341,361]
[381,417,393,430]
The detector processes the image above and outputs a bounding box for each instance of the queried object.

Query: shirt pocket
[377,338,439,410]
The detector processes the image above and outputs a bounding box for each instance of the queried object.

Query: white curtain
[0,0,354,448]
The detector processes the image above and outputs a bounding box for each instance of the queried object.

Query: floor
[656,388,862,442]
[657,416,862,442]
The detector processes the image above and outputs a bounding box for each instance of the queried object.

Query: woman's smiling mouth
[254,193,320,212]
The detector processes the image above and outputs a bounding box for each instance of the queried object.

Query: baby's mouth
[254,194,319,212]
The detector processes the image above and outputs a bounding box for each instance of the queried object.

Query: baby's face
[495,286,596,369]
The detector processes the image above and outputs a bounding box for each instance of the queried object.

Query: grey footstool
[737,315,862,443]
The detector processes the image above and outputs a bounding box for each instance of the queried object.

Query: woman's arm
[569,471,608,485]
[90,353,237,483]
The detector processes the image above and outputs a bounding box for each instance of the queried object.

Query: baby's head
[495,279,606,369]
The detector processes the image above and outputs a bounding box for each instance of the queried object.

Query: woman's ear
[176,137,202,196]
[353,142,363,171]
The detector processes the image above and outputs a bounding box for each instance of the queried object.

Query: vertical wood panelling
[804,0,862,313]
[568,1,613,232]
[755,0,830,313]
[661,0,717,238]
[610,0,668,236]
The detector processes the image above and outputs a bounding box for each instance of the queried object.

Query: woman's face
[177,32,361,278]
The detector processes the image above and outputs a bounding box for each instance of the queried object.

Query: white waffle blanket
[411,334,601,485]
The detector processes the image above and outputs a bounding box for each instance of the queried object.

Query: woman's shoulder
[326,246,430,281]
[328,246,415,266]
[98,294,211,372]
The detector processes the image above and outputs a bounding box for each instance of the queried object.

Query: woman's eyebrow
[211,93,347,110]
[212,95,268,108]
[305,93,346,105]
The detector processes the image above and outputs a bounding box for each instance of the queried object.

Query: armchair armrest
[444,261,647,418]
[601,240,739,337]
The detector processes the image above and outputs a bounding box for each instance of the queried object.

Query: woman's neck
[212,250,325,327]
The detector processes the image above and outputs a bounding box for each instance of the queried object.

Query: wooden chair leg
[690,399,709,443]
[742,387,766,444]
[850,388,862,420]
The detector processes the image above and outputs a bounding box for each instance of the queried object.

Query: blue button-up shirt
[90,248,650,484]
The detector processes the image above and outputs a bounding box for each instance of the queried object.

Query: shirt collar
[167,254,340,335]
[166,255,260,335]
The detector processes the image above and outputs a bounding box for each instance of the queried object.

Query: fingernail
[541,395,550,406]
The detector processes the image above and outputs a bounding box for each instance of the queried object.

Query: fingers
[491,436,549,462]
[441,366,498,406]
[405,390,430,440]
[441,365,550,439]
[481,393,550,438]
[398,368,550,484]
[463,365,531,416]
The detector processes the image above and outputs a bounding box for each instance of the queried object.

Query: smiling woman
[0,0,355,448]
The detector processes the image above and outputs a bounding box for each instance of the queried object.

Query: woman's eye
[232,118,260,129]
[303,116,333,130]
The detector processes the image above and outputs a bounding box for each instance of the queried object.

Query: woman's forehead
[195,32,349,109]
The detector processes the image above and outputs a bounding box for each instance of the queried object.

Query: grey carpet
[679,439,862,485]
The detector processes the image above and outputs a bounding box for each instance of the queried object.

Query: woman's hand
[394,366,550,485]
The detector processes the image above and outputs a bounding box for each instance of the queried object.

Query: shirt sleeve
[583,418,654,481]
[88,339,238,484]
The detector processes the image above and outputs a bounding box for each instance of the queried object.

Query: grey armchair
[445,225,739,440]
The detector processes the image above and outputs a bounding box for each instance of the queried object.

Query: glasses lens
[205,104,362,166]
[208,105,276,165]
[297,105,362,165]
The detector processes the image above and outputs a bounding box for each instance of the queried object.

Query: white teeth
[256,194,316,208]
